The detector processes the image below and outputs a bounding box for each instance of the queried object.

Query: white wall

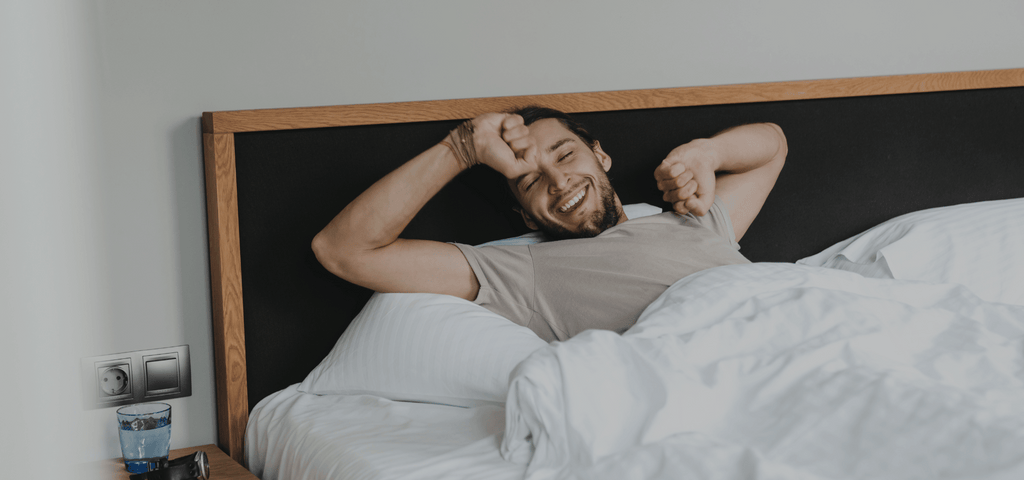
[2,0,1021,476]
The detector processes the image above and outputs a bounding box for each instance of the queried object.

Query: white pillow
[797,198,1024,305]
[299,203,661,406]
[297,293,547,407]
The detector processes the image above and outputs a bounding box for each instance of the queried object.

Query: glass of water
[116,403,172,473]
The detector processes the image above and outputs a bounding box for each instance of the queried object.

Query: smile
[557,185,588,214]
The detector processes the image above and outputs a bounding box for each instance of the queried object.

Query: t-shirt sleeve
[684,195,740,249]
[453,243,537,328]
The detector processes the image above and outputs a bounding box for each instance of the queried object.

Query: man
[312,107,787,342]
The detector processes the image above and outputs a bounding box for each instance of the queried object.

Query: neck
[613,195,628,224]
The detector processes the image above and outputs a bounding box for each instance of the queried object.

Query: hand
[460,113,538,180]
[654,138,719,216]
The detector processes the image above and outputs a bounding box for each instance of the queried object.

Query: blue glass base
[124,457,168,474]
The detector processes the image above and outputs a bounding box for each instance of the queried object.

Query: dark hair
[512,106,598,150]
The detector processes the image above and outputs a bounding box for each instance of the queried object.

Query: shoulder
[455,242,535,271]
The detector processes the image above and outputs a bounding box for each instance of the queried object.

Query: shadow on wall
[169,117,219,447]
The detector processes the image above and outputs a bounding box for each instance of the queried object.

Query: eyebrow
[547,138,576,152]
[514,138,579,188]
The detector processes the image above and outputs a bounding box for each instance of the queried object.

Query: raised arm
[654,123,787,241]
[311,113,537,300]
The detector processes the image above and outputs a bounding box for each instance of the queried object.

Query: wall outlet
[81,345,191,409]
[98,364,131,396]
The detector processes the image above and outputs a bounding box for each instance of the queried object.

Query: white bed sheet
[503,263,1024,479]
[246,196,1024,480]
[245,385,525,480]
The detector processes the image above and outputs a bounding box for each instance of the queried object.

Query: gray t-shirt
[455,197,750,342]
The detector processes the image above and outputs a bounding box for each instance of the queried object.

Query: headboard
[202,69,1024,463]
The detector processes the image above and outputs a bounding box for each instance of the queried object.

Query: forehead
[526,118,579,146]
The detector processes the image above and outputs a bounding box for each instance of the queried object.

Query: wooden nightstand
[104,444,258,479]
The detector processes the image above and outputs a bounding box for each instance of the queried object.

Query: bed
[201,69,1024,479]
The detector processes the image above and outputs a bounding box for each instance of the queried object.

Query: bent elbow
[768,123,788,163]
[311,232,327,264]
[312,233,375,288]
[311,232,346,277]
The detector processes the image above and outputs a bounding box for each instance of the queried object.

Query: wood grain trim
[202,68,1024,133]
[203,132,249,464]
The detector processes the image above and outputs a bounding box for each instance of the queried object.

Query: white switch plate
[81,345,192,409]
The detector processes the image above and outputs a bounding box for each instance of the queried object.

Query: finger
[678,179,698,199]
[656,170,694,192]
[692,176,715,214]
[684,195,712,216]
[509,139,539,164]
[503,125,531,144]
[474,112,506,132]
[520,144,539,165]
[507,137,532,154]
[501,114,525,132]
[654,161,686,181]
[655,173,684,192]
[672,201,690,216]
[683,197,702,215]
[661,179,699,204]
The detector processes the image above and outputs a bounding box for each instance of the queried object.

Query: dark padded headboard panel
[232,86,1024,412]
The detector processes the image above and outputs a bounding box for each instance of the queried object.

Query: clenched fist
[654,138,720,216]
[465,113,538,181]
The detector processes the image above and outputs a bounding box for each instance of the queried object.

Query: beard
[533,173,621,241]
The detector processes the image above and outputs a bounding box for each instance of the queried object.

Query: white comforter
[500,263,1024,480]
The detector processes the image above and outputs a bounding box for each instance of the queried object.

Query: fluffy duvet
[500,263,1024,480]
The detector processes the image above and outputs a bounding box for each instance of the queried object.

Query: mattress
[245,385,525,480]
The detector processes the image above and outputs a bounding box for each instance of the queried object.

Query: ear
[593,141,612,172]
[517,208,539,230]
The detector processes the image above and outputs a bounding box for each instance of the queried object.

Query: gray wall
[2,0,1022,476]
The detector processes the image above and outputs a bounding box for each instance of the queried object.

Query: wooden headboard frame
[201,68,1024,463]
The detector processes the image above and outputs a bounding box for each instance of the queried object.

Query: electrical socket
[89,357,134,405]
[98,365,131,396]
[81,345,191,409]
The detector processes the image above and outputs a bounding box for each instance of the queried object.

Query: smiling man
[504,108,624,241]
[312,107,786,341]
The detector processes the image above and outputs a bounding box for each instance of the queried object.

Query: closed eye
[558,151,574,162]
[521,176,539,191]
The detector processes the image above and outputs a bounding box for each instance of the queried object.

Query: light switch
[145,356,180,393]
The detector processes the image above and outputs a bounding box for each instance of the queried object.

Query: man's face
[509,119,623,240]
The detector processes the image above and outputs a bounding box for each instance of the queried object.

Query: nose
[544,164,570,194]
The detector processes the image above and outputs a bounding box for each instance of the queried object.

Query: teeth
[559,188,586,213]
